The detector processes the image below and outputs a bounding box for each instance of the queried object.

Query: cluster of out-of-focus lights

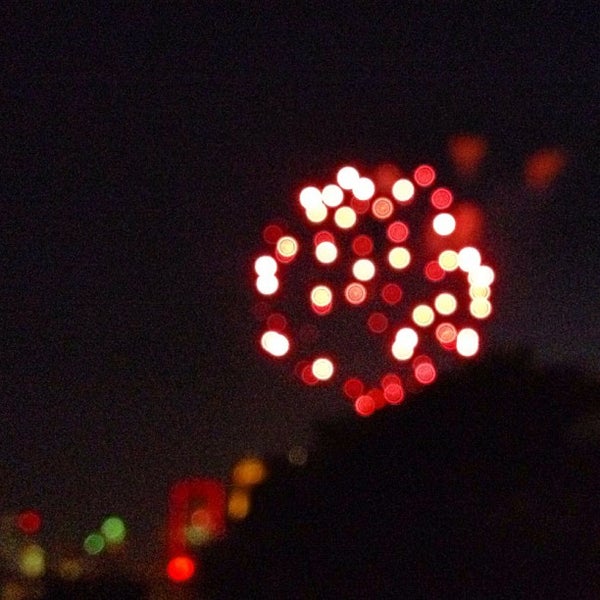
[253,163,495,415]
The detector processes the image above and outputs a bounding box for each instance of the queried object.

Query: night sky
[3,4,598,554]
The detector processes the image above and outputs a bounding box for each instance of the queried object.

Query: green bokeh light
[83,532,105,556]
[100,516,126,544]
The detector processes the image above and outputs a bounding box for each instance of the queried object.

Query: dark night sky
[2,4,598,553]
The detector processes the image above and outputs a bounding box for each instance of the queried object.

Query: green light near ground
[83,532,105,556]
[100,516,126,544]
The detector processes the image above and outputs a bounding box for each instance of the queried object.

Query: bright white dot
[458,247,482,272]
[352,258,376,282]
[315,241,338,264]
[312,357,334,381]
[438,250,459,271]
[334,206,357,229]
[432,213,456,236]
[434,292,457,315]
[337,166,360,190]
[261,330,290,357]
[254,255,277,276]
[299,186,322,209]
[256,274,279,295]
[468,265,495,286]
[321,184,344,207]
[388,247,411,269]
[353,177,375,201]
[305,202,328,224]
[392,179,415,202]
[456,328,479,357]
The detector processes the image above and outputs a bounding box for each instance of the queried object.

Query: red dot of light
[355,395,375,417]
[424,260,445,282]
[381,283,402,305]
[17,510,42,535]
[386,221,409,243]
[266,313,287,331]
[414,164,436,187]
[350,197,370,214]
[167,555,196,583]
[351,234,374,256]
[383,383,405,404]
[301,364,319,385]
[313,230,335,245]
[263,224,284,244]
[367,312,389,333]
[381,373,401,388]
[430,187,453,210]
[413,360,437,385]
[343,377,364,399]
[369,388,386,410]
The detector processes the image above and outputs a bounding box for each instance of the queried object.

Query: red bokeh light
[381,283,402,305]
[430,187,453,210]
[17,510,42,535]
[343,377,364,399]
[351,234,374,256]
[367,312,389,333]
[167,555,196,583]
[263,224,284,244]
[413,164,436,187]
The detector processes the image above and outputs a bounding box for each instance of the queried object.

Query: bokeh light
[167,555,196,583]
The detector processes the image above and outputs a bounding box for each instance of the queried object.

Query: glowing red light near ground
[167,556,196,583]
[252,162,495,414]
[17,510,42,535]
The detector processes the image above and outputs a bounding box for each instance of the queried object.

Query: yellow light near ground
[315,241,338,264]
[353,177,375,200]
[392,178,415,202]
[372,197,394,220]
[432,213,456,236]
[334,206,357,229]
[227,489,251,521]
[310,285,333,307]
[434,292,457,315]
[312,357,334,381]
[260,330,290,357]
[232,457,267,487]
[395,327,418,348]
[438,250,459,271]
[470,298,492,319]
[456,328,479,357]
[412,304,435,327]
[388,247,411,269]
[352,258,376,281]
[337,166,360,190]
[469,285,491,299]
[391,341,414,361]
[321,184,344,207]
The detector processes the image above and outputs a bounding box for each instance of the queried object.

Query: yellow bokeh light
[412,304,435,327]
[334,206,357,229]
[276,236,299,260]
[432,213,456,236]
[456,328,479,357]
[315,240,338,264]
[310,285,333,307]
[256,274,279,295]
[438,250,459,271]
[232,457,267,487]
[392,178,415,202]
[254,255,277,276]
[260,330,290,357]
[227,489,251,521]
[353,177,375,200]
[305,202,328,224]
[470,298,492,319]
[321,184,344,207]
[434,292,457,315]
[337,166,360,190]
[458,246,481,272]
[388,247,411,269]
[352,258,376,282]
[312,357,335,381]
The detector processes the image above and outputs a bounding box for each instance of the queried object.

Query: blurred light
[434,292,457,315]
[344,282,367,305]
[381,283,402,305]
[388,247,411,269]
[438,250,459,271]
[456,328,479,357]
[355,394,375,417]
[413,164,436,187]
[424,260,445,282]
[254,255,277,276]
[337,166,360,190]
[343,377,364,399]
[58,558,84,581]
[413,358,437,384]
[457,246,481,272]
[312,357,335,381]
[255,274,279,295]
[350,196,370,214]
[313,230,335,245]
[351,234,374,256]
[266,312,287,331]
[469,285,491,299]
[166,555,196,583]
[287,445,308,466]
[383,381,404,404]
[305,202,328,223]
[263,223,283,244]
[352,258,376,281]
[17,510,42,535]
[367,312,389,333]
[260,330,290,357]
[432,213,456,236]
[524,147,567,190]
[334,206,357,229]
[19,544,45,579]
[391,178,415,202]
[448,134,488,177]
[227,489,251,521]
[469,297,492,319]
[321,184,344,207]
[430,187,453,209]
[100,516,126,545]
[412,304,435,327]
[353,176,375,200]
[299,186,322,209]
[435,322,457,346]
[468,265,495,286]
[83,533,105,556]
[232,457,267,487]
[372,197,394,219]
[395,327,418,348]
[315,240,338,264]
[310,285,333,307]
[386,221,409,243]
[186,524,210,546]
[276,236,299,263]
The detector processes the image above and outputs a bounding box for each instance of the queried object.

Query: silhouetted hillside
[204,354,600,599]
